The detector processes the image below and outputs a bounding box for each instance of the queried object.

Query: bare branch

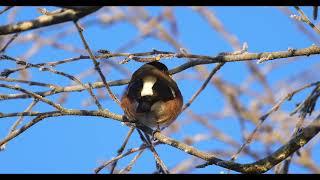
[182,62,225,111]
[294,6,320,35]
[0,7,102,35]
[0,33,19,52]
[0,99,38,151]
[109,127,135,174]
[2,45,320,101]
[0,83,65,111]
[73,21,120,105]
[0,109,123,148]
[145,113,320,173]
[0,6,13,15]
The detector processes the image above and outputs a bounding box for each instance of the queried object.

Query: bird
[120,61,183,131]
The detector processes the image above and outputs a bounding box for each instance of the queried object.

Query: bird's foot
[151,125,161,141]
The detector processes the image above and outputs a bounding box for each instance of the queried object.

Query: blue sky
[0,6,319,174]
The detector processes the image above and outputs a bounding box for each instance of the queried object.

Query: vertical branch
[137,129,169,174]
[73,21,120,105]
[87,83,103,110]
[313,6,318,20]
[109,126,135,174]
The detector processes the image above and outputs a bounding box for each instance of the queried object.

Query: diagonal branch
[182,62,225,111]
[0,7,102,35]
[74,21,120,105]
[294,6,320,35]
[142,113,320,174]
[0,99,38,151]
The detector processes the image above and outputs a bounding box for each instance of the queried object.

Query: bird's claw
[151,126,161,141]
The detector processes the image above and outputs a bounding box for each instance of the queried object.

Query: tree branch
[0,109,123,147]
[0,7,102,35]
[1,45,320,101]
[141,113,320,174]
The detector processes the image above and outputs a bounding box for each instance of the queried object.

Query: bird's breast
[140,76,157,97]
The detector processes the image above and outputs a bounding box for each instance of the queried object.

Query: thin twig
[73,21,120,105]
[0,83,64,111]
[182,62,225,111]
[228,81,320,164]
[94,142,158,174]
[294,6,320,35]
[87,83,103,110]
[0,33,19,52]
[0,99,38,151]
[0,54,105,111]
[0,76,59,89]
[109,126,135,174]
[0,6,13,15]
[137,129,170,174]
[118,149,144,174]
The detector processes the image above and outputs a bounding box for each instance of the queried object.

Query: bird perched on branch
[121,61,183,131]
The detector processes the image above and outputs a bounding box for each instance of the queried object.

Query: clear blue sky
[0,6,319,174]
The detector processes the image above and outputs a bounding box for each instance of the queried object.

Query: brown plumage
[121,61,183,130]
